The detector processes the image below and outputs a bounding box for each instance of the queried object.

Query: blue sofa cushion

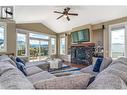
[16,62,27,76]
[93,58,103,72]
[16,57,25,65]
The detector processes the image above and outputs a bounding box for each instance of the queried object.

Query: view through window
[60,37,66,55]
[0,26,6,52]
[17,33,27,56]
[29,33,49,61]
[16,30,57,62]
[51,37,56,54]
[29,39,49,62]
[110,27,125,58]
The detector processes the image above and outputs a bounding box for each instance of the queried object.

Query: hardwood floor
[64,61,89,69]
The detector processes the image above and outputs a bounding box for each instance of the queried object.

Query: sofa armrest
[34,73,92,89]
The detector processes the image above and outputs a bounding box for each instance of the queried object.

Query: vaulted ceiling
[14,6,127,33]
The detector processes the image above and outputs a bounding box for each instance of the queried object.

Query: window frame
[16,31,28,57]
[0,22,7,52]
[50,36,56,55]
[60,34,66,55]
[109,22,127,58]
[16,29,57,62]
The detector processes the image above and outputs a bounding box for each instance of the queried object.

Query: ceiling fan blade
[57,15,64,20]
[68,13,78,16]
[66,7,70,12]
[5,8,13,15]
[54,11,63,14]
[67,16,70,21]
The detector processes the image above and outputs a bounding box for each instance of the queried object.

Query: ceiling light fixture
[54,7,78,21]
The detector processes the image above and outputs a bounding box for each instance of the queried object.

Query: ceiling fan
[54,7,78,21]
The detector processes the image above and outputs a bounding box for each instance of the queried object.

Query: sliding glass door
[110,25,126,58]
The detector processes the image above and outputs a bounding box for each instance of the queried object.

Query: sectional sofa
[0,54,127,89]
[0,55,92,89]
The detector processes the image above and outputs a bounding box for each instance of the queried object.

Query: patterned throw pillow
[16,62,27,76]
[16,57,26,65]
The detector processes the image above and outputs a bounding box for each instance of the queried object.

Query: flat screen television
[71,29,90,43]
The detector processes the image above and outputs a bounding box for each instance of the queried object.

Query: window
[0,26,6,52]
[51,37,56,54]
[29,39,49,62]
[16,29,57,62]
[60,37,66,55]
[17,33,27,56]
[109,25,126,58]
[29,33,49,62]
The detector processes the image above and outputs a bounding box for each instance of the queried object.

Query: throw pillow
[93,58,103,72]
[16,57,25,65]
[16,62,27,76]
[99,57,112,72]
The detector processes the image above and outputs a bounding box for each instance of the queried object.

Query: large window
[17,33,27,56]
[51,37,56,54]
[29,39,49,61]
[60,37,66,55]
[16,29,57,62]
[0,26,6,52]
[109,24,126,58]
[29,33,49,62]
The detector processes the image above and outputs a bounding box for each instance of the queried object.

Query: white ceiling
[14,6,127,33]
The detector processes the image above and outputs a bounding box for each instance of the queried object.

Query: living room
[1,2,127,92]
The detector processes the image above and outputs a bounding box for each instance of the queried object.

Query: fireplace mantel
[71,42,95,47]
